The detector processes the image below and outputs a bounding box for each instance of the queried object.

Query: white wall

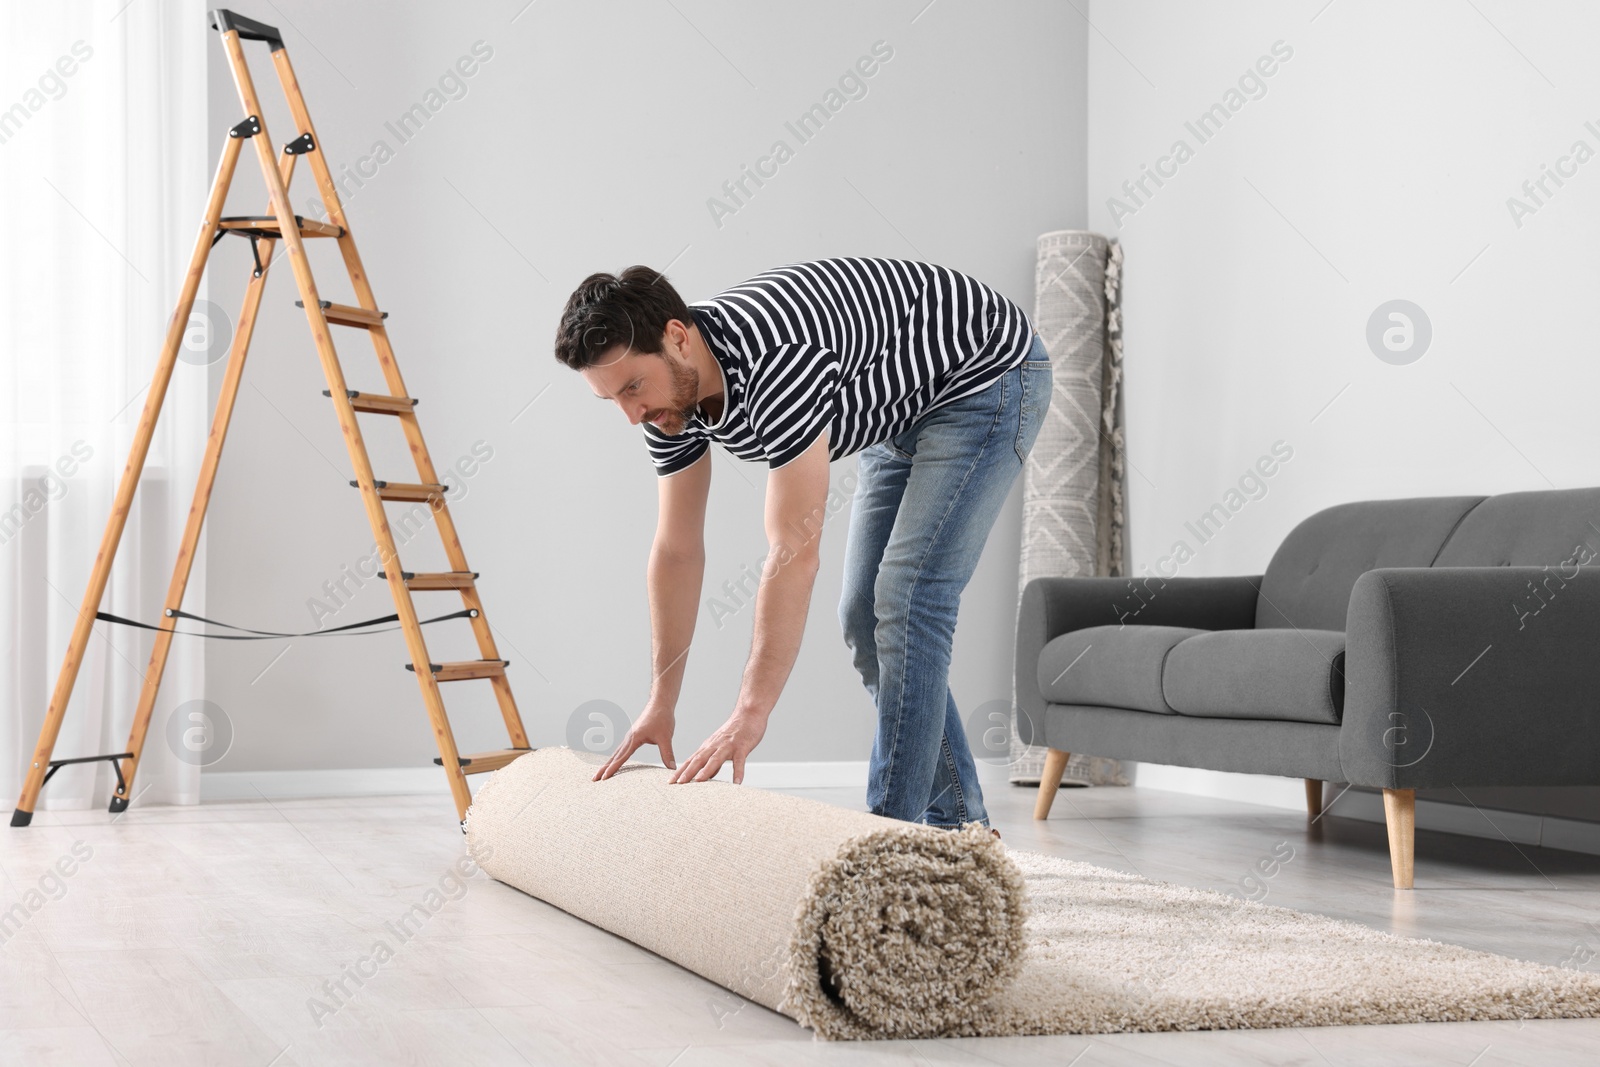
[1092,0,1600,580]
[200,2,1087,773]
[1089,1,1600,805]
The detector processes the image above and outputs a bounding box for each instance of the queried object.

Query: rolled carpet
[463,747,1027,1040]
[467,749,1600,1039]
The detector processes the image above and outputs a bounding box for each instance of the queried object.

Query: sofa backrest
[1431,487,1600,567]
[1256,496,1485,630]
[1258,488,1600,630]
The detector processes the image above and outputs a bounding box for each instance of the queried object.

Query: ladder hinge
[284,133,315,155]
[229,115,262,139]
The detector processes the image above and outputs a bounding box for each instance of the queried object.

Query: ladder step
[349,479,446,503]
[218,215,344,239]
[434,748,533,774]
[322,389,418,415]
[405,659,509,682]
[295,299,387,328]
[377,570,479,590]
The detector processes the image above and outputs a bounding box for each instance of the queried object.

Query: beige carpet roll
[463,747,1027,1040]
[467,749,1600,1040]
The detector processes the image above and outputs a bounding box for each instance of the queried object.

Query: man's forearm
[736,552,820,719]
[647,543,704,707]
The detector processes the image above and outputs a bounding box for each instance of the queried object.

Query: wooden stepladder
[11,9,531,829]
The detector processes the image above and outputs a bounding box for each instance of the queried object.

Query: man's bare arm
[594,450,711,780]
[671,431,831,784]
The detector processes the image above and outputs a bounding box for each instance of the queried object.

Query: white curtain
[1,0,209,813]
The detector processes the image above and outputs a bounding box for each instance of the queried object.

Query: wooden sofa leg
[1034,749,1071,819]
[1383,788,1415,890]
[1305,779,1322,818]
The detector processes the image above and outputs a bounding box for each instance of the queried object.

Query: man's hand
[593,701,677,781]
[664,431,829,786]
[669,708,769,785]
[594,450,710,783]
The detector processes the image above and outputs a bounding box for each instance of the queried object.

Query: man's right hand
[595,447,708,783]
[593,702,677,781]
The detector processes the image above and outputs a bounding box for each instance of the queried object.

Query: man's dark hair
[553,266,693,370]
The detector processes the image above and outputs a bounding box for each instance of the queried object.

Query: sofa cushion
[1255,496,1484,631]
[1163,629,1346,725]
[1037,625,1206,714]
[1431,487,1600,567]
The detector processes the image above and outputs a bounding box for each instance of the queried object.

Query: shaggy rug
[974,850,1600,1036]
[464,748,1600,1040]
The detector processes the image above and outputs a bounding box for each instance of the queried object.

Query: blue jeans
[839,334,1053,828]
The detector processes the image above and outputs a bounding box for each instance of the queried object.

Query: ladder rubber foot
[108,796,129,814]
[11,808,33,827]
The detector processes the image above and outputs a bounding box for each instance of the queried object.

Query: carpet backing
[464,748,1026,1039]
[466,749,1600,1040]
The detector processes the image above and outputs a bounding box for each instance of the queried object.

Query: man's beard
[646,354,700,436]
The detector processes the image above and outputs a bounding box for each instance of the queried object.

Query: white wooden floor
[4,777,1600,1066]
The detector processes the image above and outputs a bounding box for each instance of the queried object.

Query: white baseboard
[739,760,870,789]
[1323,788,1600,858]
[1131,762,1600,858]
[1541,815,1600,856]
[1130,762,1309,812]
[200,759,1600,858]
[199,758,874,801]
[201,767,450,801]
[1324,788,1545,846]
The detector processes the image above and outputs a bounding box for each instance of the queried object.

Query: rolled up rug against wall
[1014,230,1129,787]
[464,747,1028,1040]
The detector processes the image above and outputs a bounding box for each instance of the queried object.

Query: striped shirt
[643,258,1035,475]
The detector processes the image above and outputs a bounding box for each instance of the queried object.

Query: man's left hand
[669,708,769,784]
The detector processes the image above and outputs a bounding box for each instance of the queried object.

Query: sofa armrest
[1342,566,1600,789]
[1014,574,1263,747]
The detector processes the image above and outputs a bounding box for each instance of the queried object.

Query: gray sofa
[1017,487,1600,888]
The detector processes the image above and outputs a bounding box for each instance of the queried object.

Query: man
[556,258,1051,829]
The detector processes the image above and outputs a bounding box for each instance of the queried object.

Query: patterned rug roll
[464,748,1027,1040]
[1013,231,1128,786]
